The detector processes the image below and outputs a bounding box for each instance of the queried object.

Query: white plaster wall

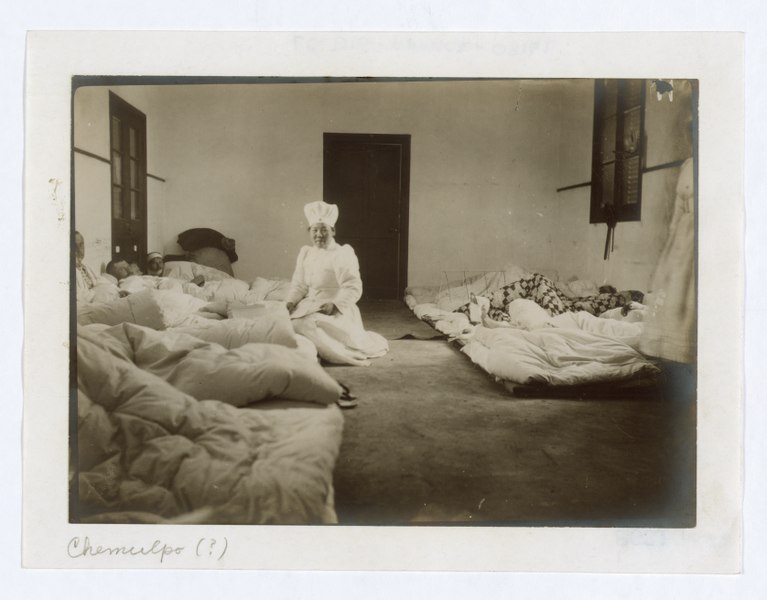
[551,79,695,291]
[152,80,567,284]
[73,79,693,292]
[550,169,682,291]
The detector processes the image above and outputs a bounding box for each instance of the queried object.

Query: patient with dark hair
[106,259,132,282]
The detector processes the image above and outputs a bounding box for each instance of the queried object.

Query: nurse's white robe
[286,242,389,366]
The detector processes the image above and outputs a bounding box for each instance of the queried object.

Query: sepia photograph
[20,31,746,575]
[70,76,698,528]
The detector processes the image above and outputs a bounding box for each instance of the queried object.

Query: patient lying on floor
[472,294,554,330]
[459,273,643,323]
[464,273,646,330]
[112,253,207,298]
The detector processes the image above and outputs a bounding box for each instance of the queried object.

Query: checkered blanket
[456,273,628,321]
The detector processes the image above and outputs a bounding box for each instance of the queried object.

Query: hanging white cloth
[639,158,696,363]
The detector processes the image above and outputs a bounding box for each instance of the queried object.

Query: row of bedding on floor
[404,267,662,394]
[75,259,346,524]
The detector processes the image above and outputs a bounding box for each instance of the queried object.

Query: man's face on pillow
[148,256,164,273]
[111,261,131,281]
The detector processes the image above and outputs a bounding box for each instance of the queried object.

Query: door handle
[388,227,399,233]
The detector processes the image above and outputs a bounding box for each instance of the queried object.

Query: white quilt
[549,311,644,349]
[463,324,659,386]
[79,322,341,406]
[76,323,344,524]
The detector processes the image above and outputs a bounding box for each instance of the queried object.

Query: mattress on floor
[75,322,344,524]
[405,282,660,396]
[462,324,661,388]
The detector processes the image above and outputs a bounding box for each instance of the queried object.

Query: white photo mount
[23,31,744,573]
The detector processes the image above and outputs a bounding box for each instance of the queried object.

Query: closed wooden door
[323,133,410,299]
[109,92,147,269]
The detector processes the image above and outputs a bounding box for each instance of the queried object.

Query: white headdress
[304,201,338,227]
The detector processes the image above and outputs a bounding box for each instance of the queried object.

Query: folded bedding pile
[75,322,344,524]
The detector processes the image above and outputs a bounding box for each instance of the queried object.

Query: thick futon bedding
[462,320,659,387]
[75,322,344,524]
[404,268,660,392]
[79,260,294,312]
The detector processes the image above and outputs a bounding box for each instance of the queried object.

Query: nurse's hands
[286,301,337,315]
[319,302,338,315]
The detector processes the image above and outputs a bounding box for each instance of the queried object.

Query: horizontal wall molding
[73,146,166,182]
[556,180,591,193]
[643,158,687,174]
[74,146,110,165]
[556,158,688,194]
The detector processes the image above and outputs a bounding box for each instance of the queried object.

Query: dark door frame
[109,91,148,270]
[323,132,411,298]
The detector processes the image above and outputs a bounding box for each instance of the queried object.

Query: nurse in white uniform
[285,201,389,366]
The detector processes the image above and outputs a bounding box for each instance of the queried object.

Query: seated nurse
[285,200,389,366]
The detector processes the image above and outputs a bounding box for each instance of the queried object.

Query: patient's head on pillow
[106,259,131,281]
[146,252,164,276]
[619,290,644,303]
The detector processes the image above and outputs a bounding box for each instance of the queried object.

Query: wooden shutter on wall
[590,79,646,224]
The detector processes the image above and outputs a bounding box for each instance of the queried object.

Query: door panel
[109,93,147,269]
[324,134,410,299]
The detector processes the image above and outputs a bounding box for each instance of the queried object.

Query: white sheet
[80,322,342,407]
[550,311,644,349]
[77,323,344,524]
[464,324,659,386]
[412,303,473,337]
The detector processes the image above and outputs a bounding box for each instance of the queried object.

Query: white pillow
[600,303,647,323]
[77,289,208,330]
[506,299,553,330]
[153,290,209,327]
[249,277,293,301]
[163,260,232,282]
[169,342,343,406]
[176,313,298,349]
[121,324,341,406]
[77,289,167,329]
[90,282,121,303]
[294,334,319,362]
